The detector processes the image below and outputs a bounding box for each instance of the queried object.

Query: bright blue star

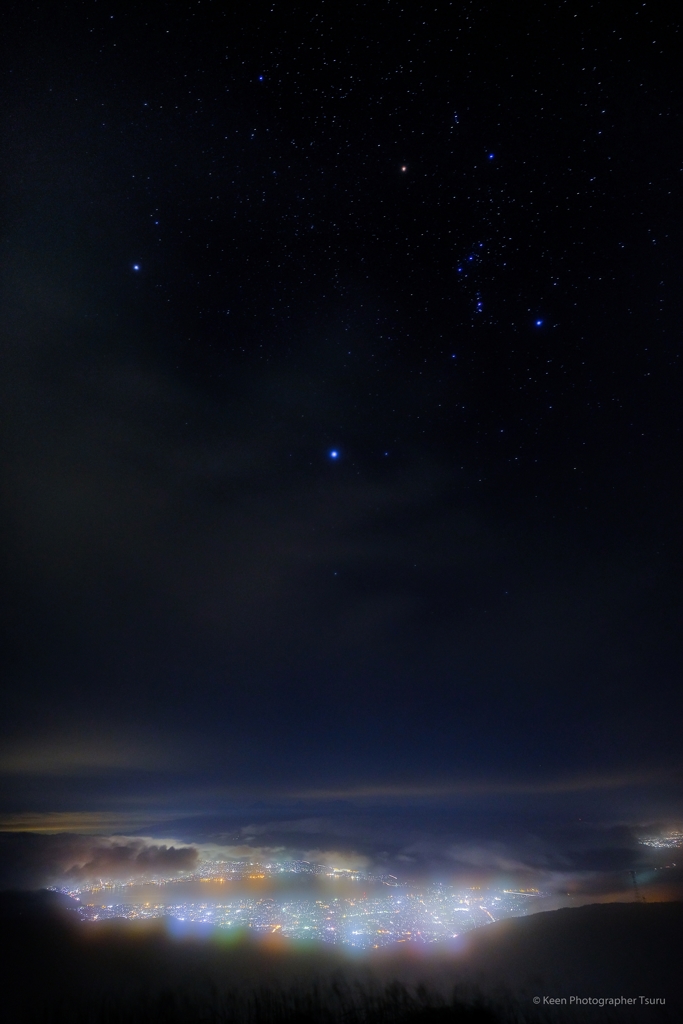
[488,153,494,159]
[132,264,140,271]
[329,450,339,459]
[535,319,543,326]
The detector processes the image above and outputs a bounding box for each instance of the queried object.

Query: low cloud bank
[64,840,198,881]
[1,810,681,905]
[0,833,198,888]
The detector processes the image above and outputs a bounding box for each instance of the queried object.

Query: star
[132,264,141,271]
[329,450,339,459]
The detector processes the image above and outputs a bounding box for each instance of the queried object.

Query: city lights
[55,861,547,950]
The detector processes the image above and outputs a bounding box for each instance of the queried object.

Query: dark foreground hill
[0,892,680,1022]
[452,901,683,1010]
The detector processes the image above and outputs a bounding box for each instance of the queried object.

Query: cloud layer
[0,834,198,888]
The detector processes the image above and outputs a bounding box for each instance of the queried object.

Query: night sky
[1,1,682,889]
